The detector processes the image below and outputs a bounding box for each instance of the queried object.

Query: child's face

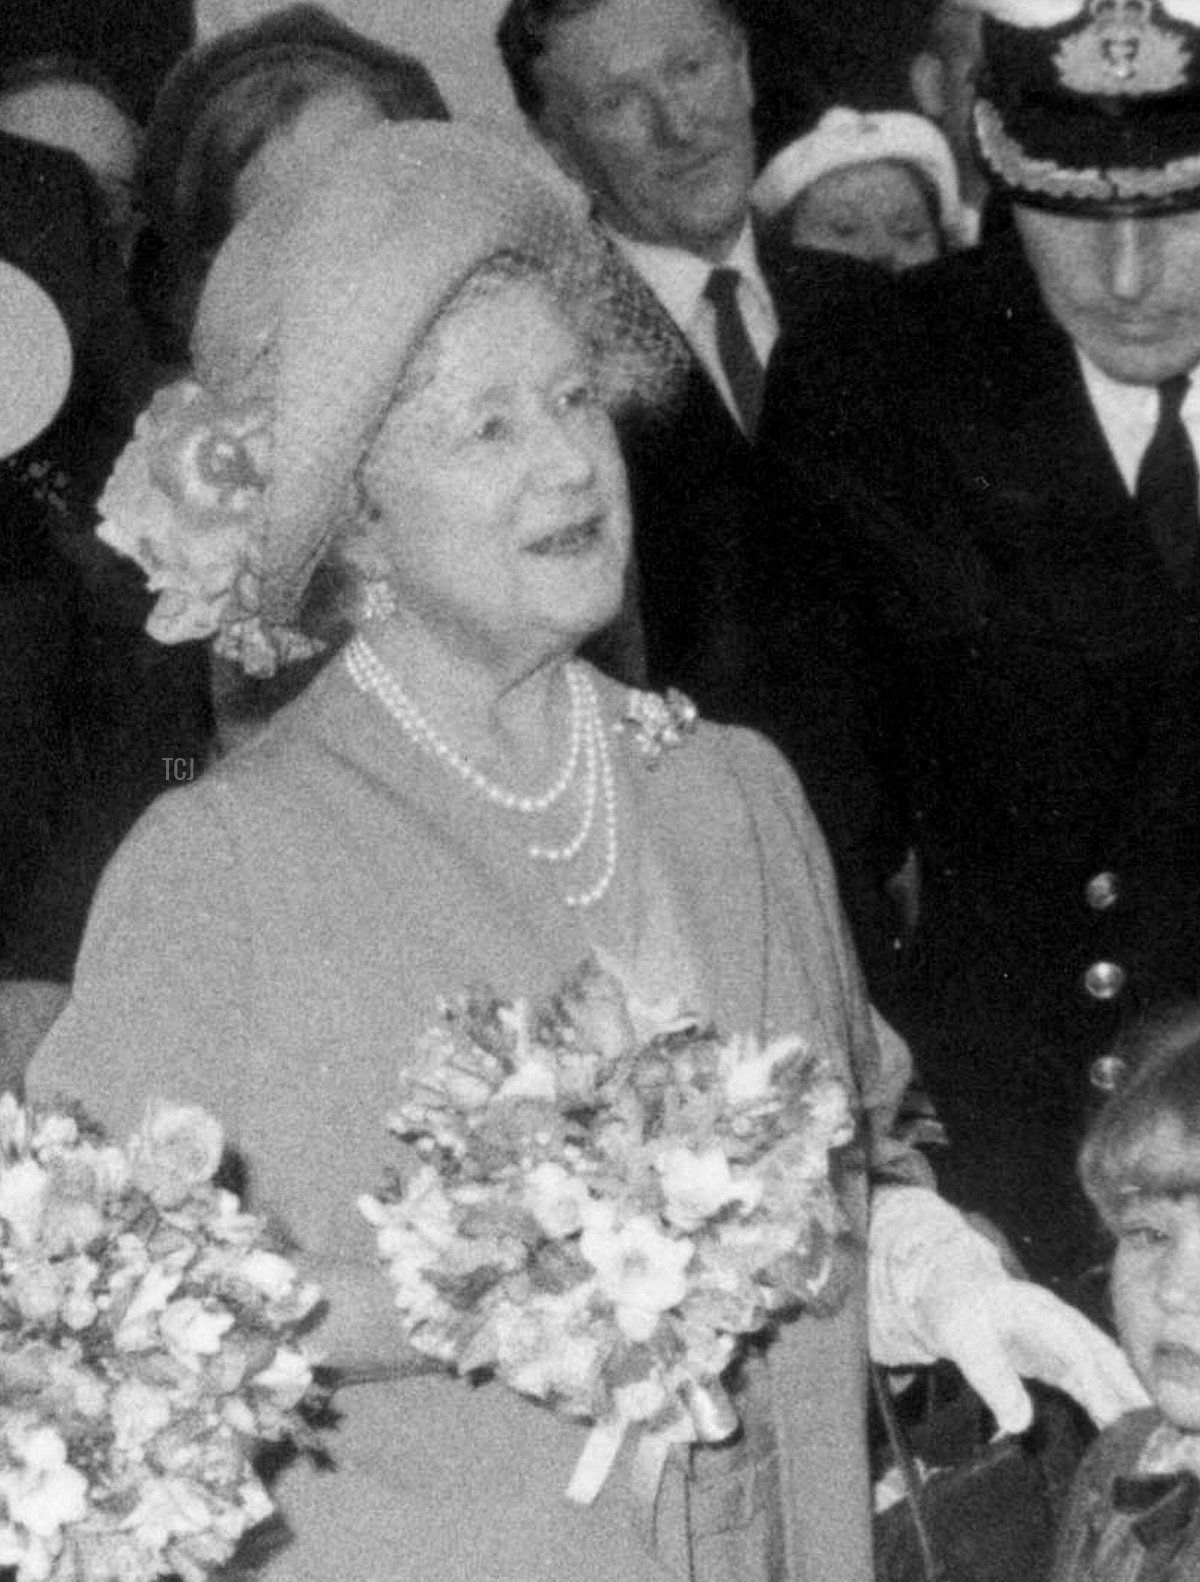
[1111,1127,1200,1429]
[787,160,942,275]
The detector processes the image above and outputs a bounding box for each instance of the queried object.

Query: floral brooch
[620,687,699,766]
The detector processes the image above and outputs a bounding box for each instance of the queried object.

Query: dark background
[1,0,933,147]
[1,0,193,119]
[738,0,937,158]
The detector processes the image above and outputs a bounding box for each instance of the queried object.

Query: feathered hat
[98,120,680,674]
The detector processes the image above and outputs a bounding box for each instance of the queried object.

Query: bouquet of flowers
[359,960,855,1503]
[0,1094,323,1582]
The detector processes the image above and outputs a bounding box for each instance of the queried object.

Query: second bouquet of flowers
[0,1095,323,1582]
[359,960,855,1503]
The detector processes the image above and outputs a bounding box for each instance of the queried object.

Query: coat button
[1081,960,1126,1001]
[1084,871,1120,910]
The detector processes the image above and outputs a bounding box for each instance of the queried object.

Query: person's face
[1110,1132,1200,1430]
[1016,205,1200,385]
[533,0,756,261]
[359,279,631,675]
[232,84,384,221]
[788,161,942,274]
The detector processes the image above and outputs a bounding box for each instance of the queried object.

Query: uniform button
[1081,960,1126,1001]
[1084,871,1120,910]
[1089,1054,1129,1093]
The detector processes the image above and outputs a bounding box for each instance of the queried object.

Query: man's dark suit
[613,239,876,726]
[757,228,1200,1297]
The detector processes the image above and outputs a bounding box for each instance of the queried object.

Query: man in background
[497,0,872,717]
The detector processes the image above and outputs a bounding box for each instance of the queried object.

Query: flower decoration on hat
[98,380,323,677]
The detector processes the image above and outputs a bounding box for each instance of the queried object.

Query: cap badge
[1055,0,1191,92]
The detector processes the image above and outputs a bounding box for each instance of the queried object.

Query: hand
[960,1209,1028,1279]
[911,1265,1148,1434]
[868,1187,1149,1433]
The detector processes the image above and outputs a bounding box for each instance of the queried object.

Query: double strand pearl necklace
[345,635,618,909]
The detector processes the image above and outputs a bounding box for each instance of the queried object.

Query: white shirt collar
[1076,349,1200,493]
[605,221,777,430]
[608,221,776,350]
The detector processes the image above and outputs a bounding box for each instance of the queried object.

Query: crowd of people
[4,1,1200,1579]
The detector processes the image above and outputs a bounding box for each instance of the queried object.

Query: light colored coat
[28,657,922,1582]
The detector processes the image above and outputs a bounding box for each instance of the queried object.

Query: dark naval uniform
[756,229,1200,1299]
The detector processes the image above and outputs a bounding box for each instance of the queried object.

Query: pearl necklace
[346,634,583,812]
[345,635,618,909]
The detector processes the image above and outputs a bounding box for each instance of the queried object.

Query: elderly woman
[26,123,1141,1582]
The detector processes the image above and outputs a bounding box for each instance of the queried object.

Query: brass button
[1081,960,1126,1001]
[1084,871,1120,911]
[1089,1055,1129,1093]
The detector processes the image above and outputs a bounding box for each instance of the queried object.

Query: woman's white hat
[751,107,969,245]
